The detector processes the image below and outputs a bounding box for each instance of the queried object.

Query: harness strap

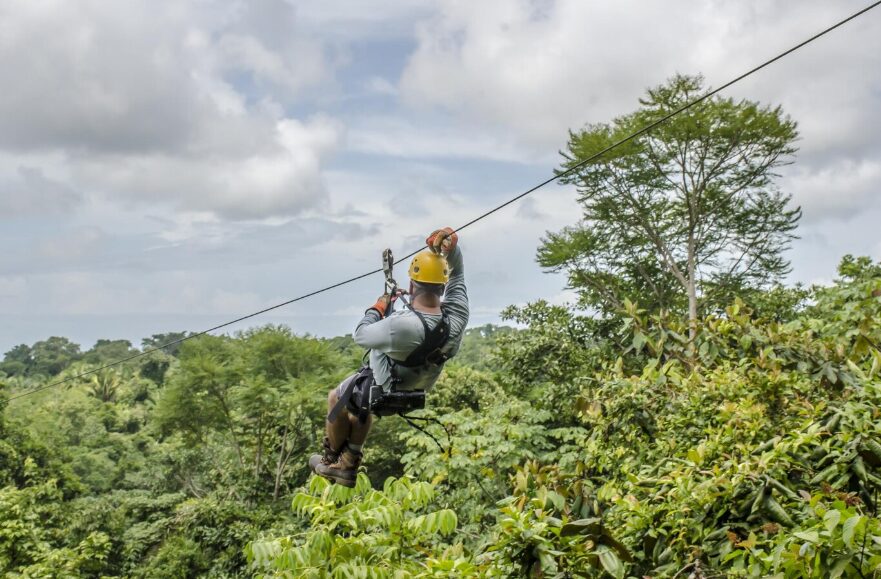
[394,295,450,370]
[327,367,372,423]
[357,382,371,424]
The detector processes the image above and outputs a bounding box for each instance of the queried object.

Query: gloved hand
[368,294,393,318]
[426,227,458,255]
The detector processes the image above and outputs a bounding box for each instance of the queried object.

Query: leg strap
[327,367,374,423]
[328,372,359,422]
[358,383,372,424]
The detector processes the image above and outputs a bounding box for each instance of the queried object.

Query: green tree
[82,339,138,365]
[86,367,123,403]
[29,336,82,376]
[1,344,32,377]
[138,333,189,386]
[540,74,800,349]
[451,324,516,372]
[141,332,189,357]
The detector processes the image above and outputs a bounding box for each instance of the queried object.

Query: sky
[1,0,880,353]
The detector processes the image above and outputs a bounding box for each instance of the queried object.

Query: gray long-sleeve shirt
[353,245,469,391]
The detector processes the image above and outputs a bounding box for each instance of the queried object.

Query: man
[309,227,469,486]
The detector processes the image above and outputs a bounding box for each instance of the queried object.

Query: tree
[539,74,800,349]
[141,332,189,357]
[1,344,32,377]
[29,337,82,376]
[86,368,123,403]
[82,339,138,366]
[139,333,189,385]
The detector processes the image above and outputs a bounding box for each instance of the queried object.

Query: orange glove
[368,294,393,318]
[426,227,458,255]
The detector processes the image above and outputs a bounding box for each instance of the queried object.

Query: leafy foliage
[247,475,465,578]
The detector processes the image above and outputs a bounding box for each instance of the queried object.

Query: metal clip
[382,248,396,294]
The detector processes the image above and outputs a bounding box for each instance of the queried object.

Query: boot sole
[318,472,356,488]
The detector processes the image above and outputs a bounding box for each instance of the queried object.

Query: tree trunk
[687,235,698,362]
[213,391,245,469]
[273,417,292,501]
[255,420,263,482]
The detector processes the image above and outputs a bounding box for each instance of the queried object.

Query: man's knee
[328,388,339,406]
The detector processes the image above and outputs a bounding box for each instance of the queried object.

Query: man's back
[353,244,469,390]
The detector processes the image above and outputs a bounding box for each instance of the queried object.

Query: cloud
[1,0,880,353]
[0,276,26,300]
[365,76,399,97]
[0,0,336,152]
[36,227,106,261]
[295,1,437,41]
[0,166,83,217]
[399,1,881,160]
[347,115,551,163]
[398,0,881,236]
[400,0,704,146]
[0,0,345,220]
[785,159,881,224]
[515,197,545,220]
[76,115,343,220]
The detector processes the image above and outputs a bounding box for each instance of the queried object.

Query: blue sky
[1,0,880,353]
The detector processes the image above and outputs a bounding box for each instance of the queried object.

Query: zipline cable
[7,0,880,402]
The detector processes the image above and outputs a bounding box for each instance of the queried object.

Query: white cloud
[295,0,436,41]
[1,0,880,352]
[0,0,344,219]
[36,227,105,261]
[516,197,545,220]
[216,32,329,95]
[399,1,881,162]
[74,115,343,219]
[347,116,552,163]
[365,76,399,97]
[400,0,703,146]
[0,166,82,217]
[784,159,881,224]
[0,276,26,300]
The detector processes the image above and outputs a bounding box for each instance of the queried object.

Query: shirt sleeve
[353,309,394,351]
[441,245,469,347]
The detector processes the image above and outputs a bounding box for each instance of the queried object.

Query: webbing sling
[327,367,373,423]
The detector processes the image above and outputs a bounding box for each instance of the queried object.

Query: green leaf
[600,527,633,562]
[546,491,566,512]
[842,515,862,548]
[632,332,646,352]
[793,530,819,544]
[829,555,852,579]
[595,544,625,579]
[823,509,841,533]
[560,517,602,537]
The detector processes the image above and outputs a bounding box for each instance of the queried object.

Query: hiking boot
[308,437,342,474]
[313,446,362,488]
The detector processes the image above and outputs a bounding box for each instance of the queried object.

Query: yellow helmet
[408,250,449,284]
